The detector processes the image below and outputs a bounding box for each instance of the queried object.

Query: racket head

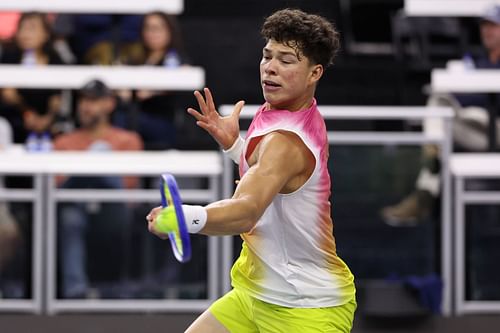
[160,173,191,263]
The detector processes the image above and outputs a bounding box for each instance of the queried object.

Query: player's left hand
[187,87,245,150]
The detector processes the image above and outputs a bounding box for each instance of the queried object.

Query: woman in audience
[117,12,189,150]
[0,12,64,143]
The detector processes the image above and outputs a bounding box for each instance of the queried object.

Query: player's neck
[267,94,314,112]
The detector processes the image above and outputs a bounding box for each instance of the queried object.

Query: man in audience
[382,5,500,225]
[54,79,143,298]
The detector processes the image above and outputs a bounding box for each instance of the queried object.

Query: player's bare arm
[147,131,313,237]
[201,131,313,235]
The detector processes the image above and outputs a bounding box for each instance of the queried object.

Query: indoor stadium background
[1,0,500,332]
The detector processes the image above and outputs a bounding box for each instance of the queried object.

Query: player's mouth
[262,80,281,92]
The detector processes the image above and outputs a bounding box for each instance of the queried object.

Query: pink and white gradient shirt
[230,99,356,308]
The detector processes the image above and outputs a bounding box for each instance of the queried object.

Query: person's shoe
[381,190,434,227]
[62,286,99,299]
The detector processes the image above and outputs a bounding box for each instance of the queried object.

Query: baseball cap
[480,5,500,24]
[80,79,113,98]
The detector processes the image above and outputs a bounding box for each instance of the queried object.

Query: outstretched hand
[187,87,245,150]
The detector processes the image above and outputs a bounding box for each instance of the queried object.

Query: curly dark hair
[261,9,340,68]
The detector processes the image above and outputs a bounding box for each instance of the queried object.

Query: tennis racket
[160,173,191,263]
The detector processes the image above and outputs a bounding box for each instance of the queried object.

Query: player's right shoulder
[259,131,303,158]
[257,132,305,168]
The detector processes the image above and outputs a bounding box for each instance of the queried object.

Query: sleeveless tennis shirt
[230,99,355,308]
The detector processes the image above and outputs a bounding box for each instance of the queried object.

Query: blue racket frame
[160,173,191,263]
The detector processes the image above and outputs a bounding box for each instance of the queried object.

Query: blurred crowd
[0,11,201,300]
[0,11,193,150]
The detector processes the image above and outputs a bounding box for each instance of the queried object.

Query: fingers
[196,120,217,135]
[146,206,169,240]
[194,88,220,117]
[232,100,245,119]
[204,88,217,114]
[187,108,220,138]
[146,206,163,223]
[187,107,206,122]
[147,219,155,232]
[193,90,208,115]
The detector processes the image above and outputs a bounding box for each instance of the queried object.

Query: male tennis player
[147,9,356,332]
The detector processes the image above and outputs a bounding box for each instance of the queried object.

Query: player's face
[260,39,322,111]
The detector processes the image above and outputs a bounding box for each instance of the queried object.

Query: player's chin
[262,92,285,107]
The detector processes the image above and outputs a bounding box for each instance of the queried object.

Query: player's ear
[309,64,323,85]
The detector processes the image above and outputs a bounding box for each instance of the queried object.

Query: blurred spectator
[0,116,20,275]
[116,11,189,150]
[0,12,64,143]
[52,14,143,65]
[382,5,500,225]
[0,12,20,41]
[54,79,143,298]
[0,203,20,275]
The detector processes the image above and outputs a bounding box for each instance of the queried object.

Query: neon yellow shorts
[209,288,356,333]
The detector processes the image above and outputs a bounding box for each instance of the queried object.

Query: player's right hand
[146,206,173,240]
[187,87,245,150]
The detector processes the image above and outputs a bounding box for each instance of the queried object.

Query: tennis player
[147,8,356,332]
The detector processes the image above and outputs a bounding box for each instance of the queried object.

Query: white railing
[431,65,500,152]
[0,65,205,91]
[0,0,184,14]
[405,0,500,17]
[0,148,222,314]
[451,153,500,315]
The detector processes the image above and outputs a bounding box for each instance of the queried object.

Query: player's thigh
[185,309,230,333]
[207,289,259,333]
[255,298,357,333]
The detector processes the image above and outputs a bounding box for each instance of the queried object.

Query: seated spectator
[0,12,20,42]
[116,11,189,150]
[54,79,143,298]
[0,203,20,276]
[52,14,143,65]
[0,12,64,143]
[381,5,500,225]
[0,117,20,276]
